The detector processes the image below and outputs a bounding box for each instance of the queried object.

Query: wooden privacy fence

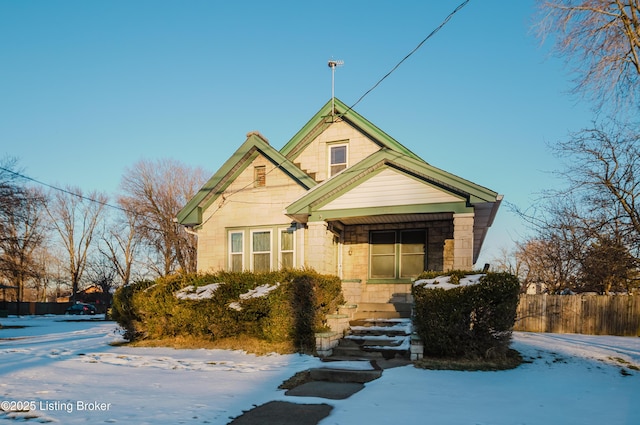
[515,294,640,336]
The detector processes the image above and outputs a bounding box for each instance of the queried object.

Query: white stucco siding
[319,168,463,210]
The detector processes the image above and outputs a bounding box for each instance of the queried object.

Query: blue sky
[0,0,595,266]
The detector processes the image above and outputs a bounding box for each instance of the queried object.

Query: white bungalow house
[177,98,502,304]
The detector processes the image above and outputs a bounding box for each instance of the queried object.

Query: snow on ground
[1,315,639,425]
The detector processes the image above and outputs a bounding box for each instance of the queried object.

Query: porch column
[305,221,332,274]
[453,212,474,270]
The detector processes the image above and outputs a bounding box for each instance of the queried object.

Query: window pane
[253,253,270,272]
[331,146,346,164]
[401,230,425,277]
[371,255,395,278]
[401,231,425,254]
[253,231,270,252]
[231,232,243,253]
[401,255,424,277]
[281,252,293,269]
[371,232,395,254]
[281,229,294,251]
[231,254,243,272]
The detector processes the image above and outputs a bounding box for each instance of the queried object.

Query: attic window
[329,144,348,176]
[254,166,266,187]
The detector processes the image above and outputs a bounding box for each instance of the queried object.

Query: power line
[0,165,133,215]
[345,0,471,115]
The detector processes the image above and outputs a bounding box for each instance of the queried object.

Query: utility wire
[345,0,471,115]
[0,165,134,215]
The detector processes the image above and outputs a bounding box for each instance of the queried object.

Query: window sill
[366,279,414,285]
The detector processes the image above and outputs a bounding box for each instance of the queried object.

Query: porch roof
[285,149,502,263]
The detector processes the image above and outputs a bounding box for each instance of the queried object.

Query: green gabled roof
[279,98,422,161]
[285,148,499,218]
[177,132,317,226]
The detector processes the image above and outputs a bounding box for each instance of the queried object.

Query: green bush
[111,269,345,354]
[412,271,520,359]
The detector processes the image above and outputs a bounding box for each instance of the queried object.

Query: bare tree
[44,187,107,302]
[118,159,207,276]
[0,186,48,314]
[552,119,640,251]
[512,118,640,292]
[536,0,640,108]
[100,208,142,287]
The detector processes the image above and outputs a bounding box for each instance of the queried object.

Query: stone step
[352,310,404,320]
[331,344,409,360]
[353,302,412,319]
[349,318,411,328]
[343,335,409,348]
[348,319,412,337]
[331,344,387,359]
[310,360,382,383]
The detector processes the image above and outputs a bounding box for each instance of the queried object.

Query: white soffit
[320,168,464,210]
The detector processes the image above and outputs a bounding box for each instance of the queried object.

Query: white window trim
[278,226,296,269]
[328,142,349,177]
[250,229,273,272]
[228,230,245,272]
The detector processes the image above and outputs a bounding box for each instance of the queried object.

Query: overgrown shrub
[111,269,345,354]
[412,271,520,359]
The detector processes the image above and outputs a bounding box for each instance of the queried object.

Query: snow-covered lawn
[1,316,638,424]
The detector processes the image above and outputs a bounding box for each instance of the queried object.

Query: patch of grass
[119,335,297,355]
[608,356,639,371]
[414,348,523,371]
[278,369,313,390]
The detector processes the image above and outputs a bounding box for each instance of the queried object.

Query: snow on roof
[413,274,485,290]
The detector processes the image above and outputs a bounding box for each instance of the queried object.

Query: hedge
[111,269,345,354]
[412,271,520,359]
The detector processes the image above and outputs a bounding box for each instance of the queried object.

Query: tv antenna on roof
[328,59,344,119]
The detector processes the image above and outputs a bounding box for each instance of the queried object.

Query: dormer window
[329,143,348,176]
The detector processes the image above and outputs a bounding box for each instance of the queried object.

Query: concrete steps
[332,303,413,360]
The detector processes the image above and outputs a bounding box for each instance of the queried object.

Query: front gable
[320,168,465,211]
[279,98,423,183]
[177,132,316,227]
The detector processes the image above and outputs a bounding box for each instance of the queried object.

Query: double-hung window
[329,143,348,176]
[251,230,272,272]
[369,230,426,280]
[229,231,244,272]
[279,228,295,269]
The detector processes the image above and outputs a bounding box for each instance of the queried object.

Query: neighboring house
[177,98,502,304]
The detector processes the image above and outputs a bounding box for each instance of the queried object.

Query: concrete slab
[285,381,365,400]
[227,401,332,425]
